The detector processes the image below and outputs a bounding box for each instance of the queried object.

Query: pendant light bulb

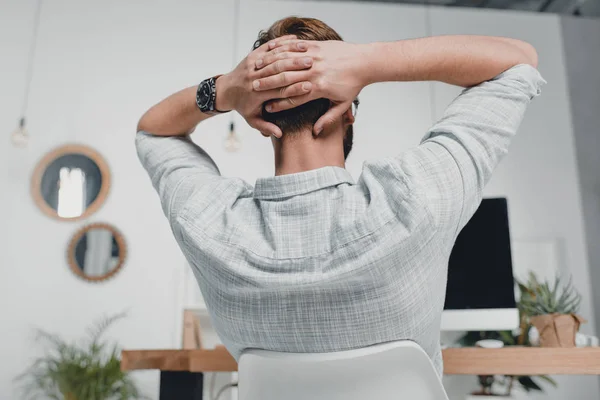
[11,117,29,148]
[224,121,241,152]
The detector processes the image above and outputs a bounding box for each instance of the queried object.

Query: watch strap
[196,75,227,115]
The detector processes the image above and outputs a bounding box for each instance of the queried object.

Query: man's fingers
[264,91,316,113]
[313,101,352,135]
[251,119,283,138]
[255,42,309,69]
[260,81,313,105]
[252,70,312,92]
[255,56,313,77]
[268,39,309,51]
[257,35,297,53]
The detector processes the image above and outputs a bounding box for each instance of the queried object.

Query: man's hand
[252,39,368,135]
[216,35,316,138]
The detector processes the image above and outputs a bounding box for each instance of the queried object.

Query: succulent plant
[517,272,582,317]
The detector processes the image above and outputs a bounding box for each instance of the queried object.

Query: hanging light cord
[21,0,43,120]
[424,0,437,125]
[229,0,241,133]
[232,0,240,69]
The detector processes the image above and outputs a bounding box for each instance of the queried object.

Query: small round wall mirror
[31,144,110,221]
[67,223,127,282]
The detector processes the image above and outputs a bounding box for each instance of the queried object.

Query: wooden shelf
[443,347,600,375]
[121,346,600,375]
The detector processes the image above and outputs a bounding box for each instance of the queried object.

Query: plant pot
[530,313,586,347]
[64,393,77,400]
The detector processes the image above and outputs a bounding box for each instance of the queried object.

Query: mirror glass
[68,224,126,282]
[32,145,110,221]
[41,154,102,218]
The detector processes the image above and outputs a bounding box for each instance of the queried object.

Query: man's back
[137,64,544,377]
[175,162,447,373]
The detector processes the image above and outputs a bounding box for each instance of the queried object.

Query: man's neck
[273,128,345,176]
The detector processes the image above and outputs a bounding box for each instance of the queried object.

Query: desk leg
[159,371,204,400]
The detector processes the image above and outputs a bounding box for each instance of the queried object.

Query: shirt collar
[253,166,355,200]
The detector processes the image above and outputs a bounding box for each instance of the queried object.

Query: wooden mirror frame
[31,144,111,221]
[67,223,127,283]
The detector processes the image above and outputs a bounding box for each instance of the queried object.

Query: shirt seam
[424,138,467,238]
[382,155,440,231]
[168,176,190,224]
[254,181,353,200]
[179,212,399,261]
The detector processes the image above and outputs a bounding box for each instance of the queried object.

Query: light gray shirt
[136,64,544,375]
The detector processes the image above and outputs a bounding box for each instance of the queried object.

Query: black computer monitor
[441,198,519,331]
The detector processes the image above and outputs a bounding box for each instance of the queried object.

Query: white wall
[1,0,597,399]
[1,0,235,399]
[561,15,600,348]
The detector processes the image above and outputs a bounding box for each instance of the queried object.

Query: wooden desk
[122,346,600,375]
[121,346,237,373]
[121,347,600,400]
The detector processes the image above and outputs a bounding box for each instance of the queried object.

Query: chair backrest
[238,340,449,400]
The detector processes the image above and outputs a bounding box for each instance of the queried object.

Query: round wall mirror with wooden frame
[67,223,127,283]
[31,144,111,221]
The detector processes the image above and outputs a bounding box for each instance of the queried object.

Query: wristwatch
[196,76,227,115]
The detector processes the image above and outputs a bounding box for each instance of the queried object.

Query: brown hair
[254,17,353,159]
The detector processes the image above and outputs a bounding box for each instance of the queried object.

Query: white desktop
[441,309,519,332]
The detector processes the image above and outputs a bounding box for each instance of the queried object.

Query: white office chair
[238,340,449,400]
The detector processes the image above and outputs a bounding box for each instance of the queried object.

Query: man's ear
[343,108,355,125]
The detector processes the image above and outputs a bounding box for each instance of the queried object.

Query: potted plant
[16,313,145,400]
[518,273,585,347]
[460,272,558,398]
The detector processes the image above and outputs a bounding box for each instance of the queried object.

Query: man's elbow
[135,112,191,136]
[137,113,150,134]
[515,40,539,68]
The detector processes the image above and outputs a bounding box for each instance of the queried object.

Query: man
[136,17,544,376]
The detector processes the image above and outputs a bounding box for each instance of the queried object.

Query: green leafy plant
[517,272,582,317]
[458,273,559,396]
[15,313,145,400]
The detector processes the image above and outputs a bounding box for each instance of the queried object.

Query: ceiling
[322,0,600,16]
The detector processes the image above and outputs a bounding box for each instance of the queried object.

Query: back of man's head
[254,17,352,159]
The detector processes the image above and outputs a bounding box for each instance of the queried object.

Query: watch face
[198,81,212,109]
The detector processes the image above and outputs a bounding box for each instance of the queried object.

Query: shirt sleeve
[135,131,222,225]
[395,64,546,234]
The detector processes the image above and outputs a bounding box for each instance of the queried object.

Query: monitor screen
[444,198,517,310]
